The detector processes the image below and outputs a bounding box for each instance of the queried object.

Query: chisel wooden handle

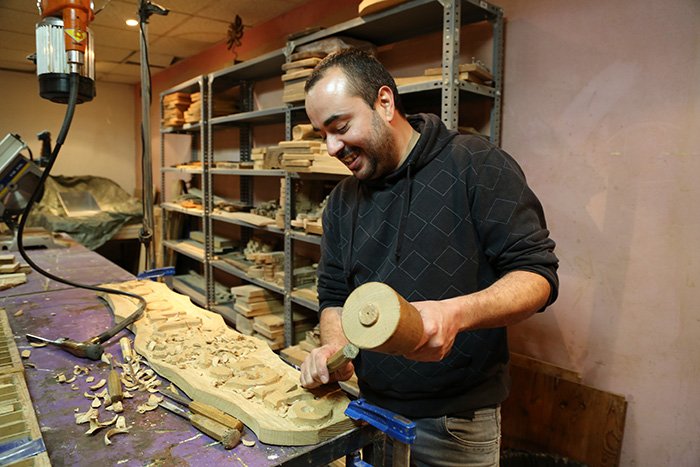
[107,356,122,402]
[108,368,123,402]
[190,400,243,432]
[327,343,359,373]
[190,413,241,450]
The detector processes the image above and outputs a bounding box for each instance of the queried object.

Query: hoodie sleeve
[468,144,559,308]
[316,184,351,314]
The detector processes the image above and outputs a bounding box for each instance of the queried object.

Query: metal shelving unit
[159,0,504,348]
[159,75,210,299]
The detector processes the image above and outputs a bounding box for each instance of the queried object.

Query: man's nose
[326,134,343,158]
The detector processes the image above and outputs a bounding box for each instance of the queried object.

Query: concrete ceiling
[0,0,312,84]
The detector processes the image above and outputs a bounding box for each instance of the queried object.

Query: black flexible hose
[16,72,146,346]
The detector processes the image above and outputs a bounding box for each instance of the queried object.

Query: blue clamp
[137,267,175,281]
[344,398,416,445]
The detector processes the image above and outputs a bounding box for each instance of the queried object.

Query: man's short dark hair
[304,48,405,117]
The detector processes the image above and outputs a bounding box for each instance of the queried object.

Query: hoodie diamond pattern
[317,113,559,417]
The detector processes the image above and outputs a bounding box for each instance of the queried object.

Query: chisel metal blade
[159,399,191,420]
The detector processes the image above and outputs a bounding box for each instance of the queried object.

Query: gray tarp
[26,175,142,250]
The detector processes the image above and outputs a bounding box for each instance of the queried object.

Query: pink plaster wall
[144,0,700,464]
[499,0,700,464]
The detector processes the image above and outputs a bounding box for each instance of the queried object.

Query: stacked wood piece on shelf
[183,91,201,123]
[230,284,317,351]
[251,147,283,170]
[231,285,285,345]
[394,62,494,88]
[282,51,327,104]
[280,140,350,176]
[162,92,191,127]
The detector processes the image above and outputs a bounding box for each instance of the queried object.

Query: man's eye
[337,124,348,133]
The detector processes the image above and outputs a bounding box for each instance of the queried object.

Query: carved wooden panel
[101,280,356,446]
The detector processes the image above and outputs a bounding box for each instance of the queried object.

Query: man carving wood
[300,49,559,466]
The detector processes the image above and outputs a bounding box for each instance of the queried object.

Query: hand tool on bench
[158,398,242,449]
[326,343,360,373]
[26,334,104,361]
[107,355,122,403]
[344,398,416,467]
[24,289,146,361]
[119,337,134,376]
[160,390,244,446]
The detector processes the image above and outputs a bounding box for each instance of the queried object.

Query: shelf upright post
[440,0,461,130]
[203,74,214,310]
[283,103,294,348]
[490,5,504,146]
[159,93,166,271]
[240,81,254,247]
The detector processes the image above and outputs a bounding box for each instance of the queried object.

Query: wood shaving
[84,391,96,399]
[24,362,36,369]
[241,439,255,447]
[65,375,76,383]
[71,384,79,390]
[91,398,102,409]
[86,417,102,435]
[104,426,129,445]
[56,373,66,383]
[116,415,126,430]
[136,403,158,413]
[86,376,95,383]
[89,379,106,390]
[100,415,119,427]
[101,353,112,365]
[21,350,30,359]
[30,342,46,348]
[75,408,98,424]
[14,310,23,317]
[111,400,124,413]
[122,391,134,399]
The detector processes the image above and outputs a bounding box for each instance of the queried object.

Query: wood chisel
[159,399,242,449]
[119,337,134,375]
[107,355,123,403]
[326,343,359,374]
[160,390,244,433]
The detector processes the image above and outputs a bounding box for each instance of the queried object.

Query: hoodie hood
[364,113,456,188]
[356,113,457,262]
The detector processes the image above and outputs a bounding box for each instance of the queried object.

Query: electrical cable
[15,72,146,347]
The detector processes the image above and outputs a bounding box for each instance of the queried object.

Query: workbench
[1,239,384,466]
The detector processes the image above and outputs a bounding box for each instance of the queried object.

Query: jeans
[384,406,501,467]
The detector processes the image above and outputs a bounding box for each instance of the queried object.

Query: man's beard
[339,110,399,180]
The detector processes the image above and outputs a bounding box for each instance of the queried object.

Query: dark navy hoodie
[317,113,558,417]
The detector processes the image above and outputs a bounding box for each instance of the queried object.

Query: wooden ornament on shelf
[341,282,423,355]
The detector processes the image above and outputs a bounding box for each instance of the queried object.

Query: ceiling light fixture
[126,19,138,26]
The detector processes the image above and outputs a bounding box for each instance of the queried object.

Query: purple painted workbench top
[1,247,381,466]
[3,237,134,298]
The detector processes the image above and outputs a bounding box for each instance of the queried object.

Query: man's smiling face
[305,68,399,181]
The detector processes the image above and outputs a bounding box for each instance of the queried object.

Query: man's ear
[376,86,396,122]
